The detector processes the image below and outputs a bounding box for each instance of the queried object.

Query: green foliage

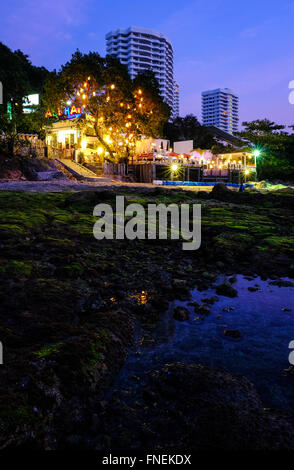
[164,114,216,149]
[0,42,49,112]
[0,109,50,156]
[237,119,294,181]
[43,50,170,162]
[0,43,50,151]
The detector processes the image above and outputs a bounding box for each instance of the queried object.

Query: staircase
[56,159,102,180]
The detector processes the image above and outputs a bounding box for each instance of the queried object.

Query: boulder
[36,170,65,181]
[195,304,211,316]
[224,329,242,338]
[211,183,232,198]
[173,306,190,321]
[103,363,294,450]
[215,282,238,297]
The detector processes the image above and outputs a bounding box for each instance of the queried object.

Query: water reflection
[113,275,294,413]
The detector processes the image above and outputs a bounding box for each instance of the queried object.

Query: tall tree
[43,51,170,162]
[0,42,49,113]
[237,119,294,180]
[164,114,216,149]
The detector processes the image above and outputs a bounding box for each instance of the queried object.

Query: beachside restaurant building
[45,106,104,162]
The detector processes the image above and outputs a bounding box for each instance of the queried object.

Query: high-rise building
[201,88,239,134]
[105,26,176,113]
[172,81,180,120]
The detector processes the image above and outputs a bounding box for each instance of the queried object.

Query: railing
[47,147,74,160]
[15,146,46,158]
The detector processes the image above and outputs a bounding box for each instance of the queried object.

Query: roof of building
[202,88,238,97]
[105,26,172,47]
[206,126,242,146]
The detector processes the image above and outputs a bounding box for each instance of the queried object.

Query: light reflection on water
[112,275,294,413]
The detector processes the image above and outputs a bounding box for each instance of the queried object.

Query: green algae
[0,407,35,428]
[0,260,33,276]
[34,342,63,358]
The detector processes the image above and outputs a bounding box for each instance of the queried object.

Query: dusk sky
[2,0,294,127]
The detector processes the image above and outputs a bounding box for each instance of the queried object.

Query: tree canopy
[43,51,170,161]
[237,119,294,180]
[0,42,49,113]
[0,43,50,153]
[164,114,216,149]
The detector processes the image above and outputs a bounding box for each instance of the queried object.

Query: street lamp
[171,163,178,181]
[171,163,178,172]
[253,149,260,167]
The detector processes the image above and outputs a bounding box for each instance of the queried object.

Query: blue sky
[2,0,294,126]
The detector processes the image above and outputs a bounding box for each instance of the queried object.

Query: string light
[67,80,152,160]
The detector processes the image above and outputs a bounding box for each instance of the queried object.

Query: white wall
[173,140,193,154]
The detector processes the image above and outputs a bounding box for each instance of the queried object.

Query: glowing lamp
[245,169,250,175]
[171,164,178,172]
[253,150,260,157]
[97,147,103,155]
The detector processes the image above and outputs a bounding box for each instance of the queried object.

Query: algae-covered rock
[173,306,190,321]
[102,363,294,450]
[215,282,238,297]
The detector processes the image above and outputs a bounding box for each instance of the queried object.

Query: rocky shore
[0,185,293,449]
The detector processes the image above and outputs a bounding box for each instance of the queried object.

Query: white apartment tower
[105,26,176,113]
[201,88,239,134]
